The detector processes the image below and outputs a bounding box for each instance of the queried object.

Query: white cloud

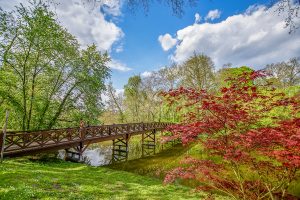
[0,0,20,10]
[101,87,124,105]
[108,59,132,71]
[195,13,201,24]
[158,33,178,51]
[164,4,300,69]
[115,45,124,53]
[245,4,265,15]
[205,9,221,21]
[54,0,123,52]
[98,0,122,16]
[0,0,123,52]
[116,88,124,95]
[141,71,153,77]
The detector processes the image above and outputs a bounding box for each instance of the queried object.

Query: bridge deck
[0,122,171,157]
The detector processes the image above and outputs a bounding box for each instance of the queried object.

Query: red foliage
[239,118,300,168]
[161,70,300,199]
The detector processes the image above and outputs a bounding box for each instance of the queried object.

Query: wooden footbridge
[0,122,172,162]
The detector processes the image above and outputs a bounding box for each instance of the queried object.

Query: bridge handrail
[5,122,173,135]
[0,122,173,155]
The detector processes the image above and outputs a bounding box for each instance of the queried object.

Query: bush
[161,70,300,199]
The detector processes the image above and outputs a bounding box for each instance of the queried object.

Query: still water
[58,136,165,166]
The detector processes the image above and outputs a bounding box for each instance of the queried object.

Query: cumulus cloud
[115,45,124,53]
[141,71,153,77]
[164,4,300,69]
[98,0,122,16]
[54,0,123,52]
[108,59,132,71]
[205,9,221,21]
[101,87,124,105]
[0,0,123,52]
[158,33,178,51]
[0,0,20,10]
[194,13,201,24]
[116,88,124,95]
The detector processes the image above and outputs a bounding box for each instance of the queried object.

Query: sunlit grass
[108,143,300,198]
[0,157,210,200]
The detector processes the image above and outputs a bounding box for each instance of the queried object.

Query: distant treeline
[103,55,300,124]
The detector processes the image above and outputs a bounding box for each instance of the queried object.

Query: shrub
[161,70,300,199]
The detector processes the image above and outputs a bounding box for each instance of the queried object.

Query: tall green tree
[0,2,110,130]
[124,75,146,122]
[178,53,215,91]
[216,66,254,88]
[141,66,180,122]
[105,82,125,123]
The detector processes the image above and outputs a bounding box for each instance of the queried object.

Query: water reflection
[58,138,164,166]
[58,145,112,166]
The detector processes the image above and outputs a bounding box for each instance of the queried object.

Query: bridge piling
[142,129,156,157]
[112,134,129,163]
[64,142,84,162]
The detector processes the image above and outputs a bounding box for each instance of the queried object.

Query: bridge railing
[0,122,173,155]
[2,127,81,153]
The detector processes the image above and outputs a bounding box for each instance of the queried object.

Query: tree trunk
[47,83,78,129]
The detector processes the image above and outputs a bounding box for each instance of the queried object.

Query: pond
[57,134,173,166]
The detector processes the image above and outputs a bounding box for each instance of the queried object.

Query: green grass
[0,157,215,200]
[108,143,300,198]
[3,143,298,200]
[108,143,190,179]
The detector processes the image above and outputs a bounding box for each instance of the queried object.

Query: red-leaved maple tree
[161,70,300,200]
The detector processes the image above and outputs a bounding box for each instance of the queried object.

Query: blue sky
[1,0,300,91]
[107,0,299,89]
[109,0,273,89]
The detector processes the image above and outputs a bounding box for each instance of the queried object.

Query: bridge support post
[142,129,156,157]
[112,134,129,163]
[64,141,90,163]
[65,149,81,162]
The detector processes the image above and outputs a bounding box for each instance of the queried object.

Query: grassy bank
[108,144,300,198]
[0,157,215,200]
[108,143,189,179]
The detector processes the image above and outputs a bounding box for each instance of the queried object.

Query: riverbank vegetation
[109,143,300,198]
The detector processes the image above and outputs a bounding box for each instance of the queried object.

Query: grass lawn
[0,157,218,200]
[108,143,190,179]
[109,143,300,198]
[2,144,298,200]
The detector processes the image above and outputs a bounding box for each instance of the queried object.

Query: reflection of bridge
[0,122,172,162]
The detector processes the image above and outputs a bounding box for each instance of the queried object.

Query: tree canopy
[0,2,110,130]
